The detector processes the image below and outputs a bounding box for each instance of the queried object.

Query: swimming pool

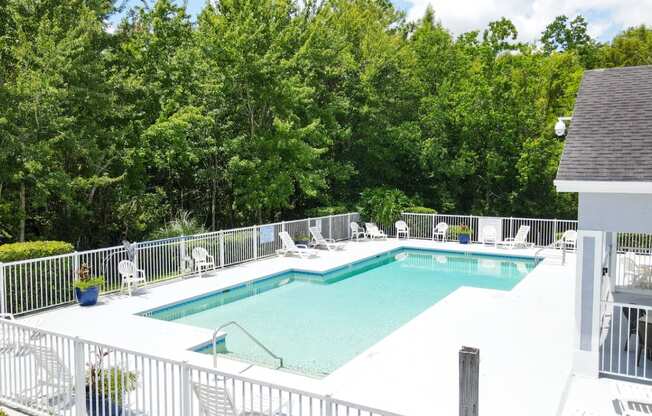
[142,248,537,377]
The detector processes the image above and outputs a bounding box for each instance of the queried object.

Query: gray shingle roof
[556,65,652,182]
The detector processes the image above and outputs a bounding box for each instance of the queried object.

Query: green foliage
[74,277,105,291]
[0,241,74,262]
[305,206,349,217]
[0,409,7,416]
[405,206,437,214]
[150,211,207,240]
[2,0,650,248]
[449,225,473,239]
[358,188,412,227]
[87,350,138,404]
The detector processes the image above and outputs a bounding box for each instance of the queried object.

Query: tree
[601,25,652,67]
[541,15,600,68]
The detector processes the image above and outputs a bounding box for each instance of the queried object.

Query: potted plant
[457,224,472,244]
[74,263,105,307]
[86,349,138,416]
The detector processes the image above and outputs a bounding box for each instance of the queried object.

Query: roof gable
[555,65,652,183]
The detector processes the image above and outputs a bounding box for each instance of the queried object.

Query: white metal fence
[599,302,652,381]
[0,211,578,317]
[0,319,400,416]
[384,213,578,247]
[0,213,360,316]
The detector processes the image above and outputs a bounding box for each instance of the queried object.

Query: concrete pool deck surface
[18,239,575,415]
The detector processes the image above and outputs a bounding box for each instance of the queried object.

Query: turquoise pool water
[142,249,537,377]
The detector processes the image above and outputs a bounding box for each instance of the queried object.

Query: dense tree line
[0,0,651,248]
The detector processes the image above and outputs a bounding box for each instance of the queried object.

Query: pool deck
[17,239,576,416]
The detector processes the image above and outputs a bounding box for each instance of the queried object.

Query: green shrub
[449,225,473,239]
[150,210,206,240]
[358,188,412,227]
[404,206,437,214]
[305,206,349,217]
[0,409,7,416]
[0,240,75,262]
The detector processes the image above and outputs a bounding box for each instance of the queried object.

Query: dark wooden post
[459,346,479,416]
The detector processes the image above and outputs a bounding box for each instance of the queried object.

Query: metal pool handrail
[212,321,284,369]
[534,237,568,264]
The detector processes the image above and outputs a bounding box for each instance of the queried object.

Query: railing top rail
[0,318,400,415]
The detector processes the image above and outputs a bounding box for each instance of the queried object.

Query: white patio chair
[192,247,216,278]
[395,220,409,239]
[364,223,387,240]
[481,225,498,246]
[276,232,318,259]
[432,222,448,242]
[350,222,366,241]
[309,227,344,251]
[561,230,577,251]
[192,380,237,416]
[193,378,290,416]
[118,260,146,296]
[19,344,75,410]
[623,252,652,288]
[497,225,534,249]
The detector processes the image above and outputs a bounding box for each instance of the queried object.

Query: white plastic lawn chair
[432,222,448,241]
[118,260,146,296]
[309,227,344,251]
[19,344,75,410]
[482,225,498,246]
[276,232,318,259]
[192,247,216,278]
[350,222,366,241]
[497,225,534,249]
[561,230,577,251]
[623,252,652,288]
[395,220,409,239]
[364,223,387,240]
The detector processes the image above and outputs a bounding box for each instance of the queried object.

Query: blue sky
[108,0,652,43]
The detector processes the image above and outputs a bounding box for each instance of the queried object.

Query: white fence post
[74,337,87,416]
[0,263,5,315]
[73,251,80,273]
[180,235,187,273]
[323,394,333,416]
[253,226,258,260]
[281,221,286,233]
[459,346,479,416]
[133,243,140,271]
[348,213,352,240]
[219,231,225,268]
[329,215,333,239]
[181,361,191,416]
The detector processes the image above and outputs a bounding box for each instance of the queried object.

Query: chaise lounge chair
[193,377,291,416]
[364,223,387,240]
[276,232,319,259]
[481,225,498,246]
[497,225,534,249]
[309,227,344,251]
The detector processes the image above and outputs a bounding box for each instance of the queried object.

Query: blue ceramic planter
[86,389,123,416]
[75,286,100,306]
[458,234,471,244]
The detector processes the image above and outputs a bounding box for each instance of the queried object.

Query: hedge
[404,206,437,214]
[0,241,75,263]
[304,206,349,217]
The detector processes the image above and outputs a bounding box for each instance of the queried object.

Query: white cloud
[403,0,652,42]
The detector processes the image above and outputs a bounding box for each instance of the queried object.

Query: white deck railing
[0,212,581,317]
[386,213,578,248]
[0,213,360,316]
[0,319,400,416]
[600,301,652,381]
